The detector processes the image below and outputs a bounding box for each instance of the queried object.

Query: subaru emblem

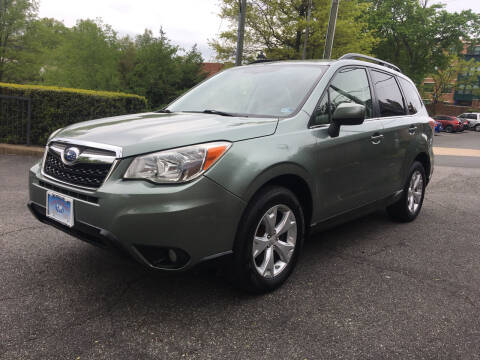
[63,147,80,164]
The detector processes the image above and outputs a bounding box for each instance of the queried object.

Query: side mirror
[328,103,366,138]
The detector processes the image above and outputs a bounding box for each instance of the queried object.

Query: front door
[310,67,386,220]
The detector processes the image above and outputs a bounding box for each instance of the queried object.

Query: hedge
[0,83,147,145]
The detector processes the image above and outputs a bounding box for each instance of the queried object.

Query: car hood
[54,112,278,157]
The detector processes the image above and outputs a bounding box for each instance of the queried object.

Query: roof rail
[339,53,402,73]
[248,59,279,65]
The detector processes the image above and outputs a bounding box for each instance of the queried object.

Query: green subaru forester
[28,54,434,292]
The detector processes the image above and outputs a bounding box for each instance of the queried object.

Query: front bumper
[28,161,246,270]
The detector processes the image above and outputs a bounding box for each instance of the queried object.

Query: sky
[38,0,480,62]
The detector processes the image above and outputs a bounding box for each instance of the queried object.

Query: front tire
[232,186,305,293]
[387,161,426,222]
[445,125,453,133]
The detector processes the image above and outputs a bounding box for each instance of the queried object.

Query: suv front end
[28,138,246,270]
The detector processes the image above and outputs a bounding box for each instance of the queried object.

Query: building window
[423,83,434,93]
[442,85,453,94]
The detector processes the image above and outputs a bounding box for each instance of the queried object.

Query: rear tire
[445,125,453,133]
[387,161,426,222]
[475,125,480,132]
[231,186,305,293]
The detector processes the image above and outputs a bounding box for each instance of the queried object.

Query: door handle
[370,133,384,144]
[409,125,417,134]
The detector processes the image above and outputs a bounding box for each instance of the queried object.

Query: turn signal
[203,144,230,171]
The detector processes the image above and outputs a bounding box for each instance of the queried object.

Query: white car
[458,113,480,132]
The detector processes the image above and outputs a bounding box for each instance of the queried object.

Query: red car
[433,115,463,133]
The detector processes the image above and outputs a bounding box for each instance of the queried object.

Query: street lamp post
[302,0,313,60]
[235,0,247,66]
[323,0,340,59]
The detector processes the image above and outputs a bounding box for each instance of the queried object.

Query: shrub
[0,82,147,145]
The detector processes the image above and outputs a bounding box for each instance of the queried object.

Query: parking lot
[1,131,480,359]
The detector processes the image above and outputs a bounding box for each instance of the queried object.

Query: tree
[425,55,459,107]
[126,29,205,108]
[365,0,480,84]
[15,17,67,83]
[43,19,121,91]
[209,0,377,63]
[423,55,480,112]
[0,0,38,81]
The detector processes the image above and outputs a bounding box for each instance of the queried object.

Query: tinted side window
[458,114,466,118]
[371,70,406,117]
[467,114,477,119]
[312,68,372,126]
[398,77,422,115]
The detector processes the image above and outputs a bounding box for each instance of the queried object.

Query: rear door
[309,66,386,219]
[375,72,422,194]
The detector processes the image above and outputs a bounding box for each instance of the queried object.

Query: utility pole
[323,0,339,59]
[302,0,313,60]
[235,0,247,66]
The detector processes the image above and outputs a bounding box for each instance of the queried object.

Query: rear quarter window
[398,77,423,115]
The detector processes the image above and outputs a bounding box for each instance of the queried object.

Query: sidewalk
[0,143,44,157]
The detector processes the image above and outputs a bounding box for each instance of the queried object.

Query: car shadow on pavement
[38,209,394,307]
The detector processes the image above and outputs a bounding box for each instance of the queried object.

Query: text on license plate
[46,191,74,227]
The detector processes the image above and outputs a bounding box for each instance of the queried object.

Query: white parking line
[433,147,480,157]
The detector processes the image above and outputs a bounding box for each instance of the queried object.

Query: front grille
[39,180,99,203]
[44,149,113,189]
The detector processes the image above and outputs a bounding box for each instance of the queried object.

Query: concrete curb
[0,143,44,157]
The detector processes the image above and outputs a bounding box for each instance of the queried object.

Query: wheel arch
[414,152,431,183]
[244,170,315,230]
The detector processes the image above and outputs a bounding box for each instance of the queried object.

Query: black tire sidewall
[233,186,305,293]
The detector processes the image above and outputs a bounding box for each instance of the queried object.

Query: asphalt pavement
[1,132,480,359]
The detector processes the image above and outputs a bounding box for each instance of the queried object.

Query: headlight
[124,142,231,184]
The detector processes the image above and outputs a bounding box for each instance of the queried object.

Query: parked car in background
[458,113,480,132]
[433,115,463,133]
[458,117,470,130]
[27,54,434,292]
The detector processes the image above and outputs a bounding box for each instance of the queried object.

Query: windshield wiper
[156,108,173,113]
[202,109,235,117]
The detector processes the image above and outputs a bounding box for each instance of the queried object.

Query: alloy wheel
[252,205,297,279]
[407,170,423,214]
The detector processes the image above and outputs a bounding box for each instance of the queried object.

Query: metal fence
[0,94,32,145]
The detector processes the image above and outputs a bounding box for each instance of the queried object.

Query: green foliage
[421,54,459,104]
[0,0,38,81]
[43,19,121,91]
[0,1,206,108]
[209,0,377,62]
[0,82,147,145]
[365,0,480,84]
[17,18,68,83]
[122,29,205,107]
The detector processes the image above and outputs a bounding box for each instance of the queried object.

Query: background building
[454,44,480,107]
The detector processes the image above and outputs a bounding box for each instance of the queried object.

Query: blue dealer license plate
[46,191,74,227]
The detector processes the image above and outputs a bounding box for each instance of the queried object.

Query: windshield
[167,64,327,117]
